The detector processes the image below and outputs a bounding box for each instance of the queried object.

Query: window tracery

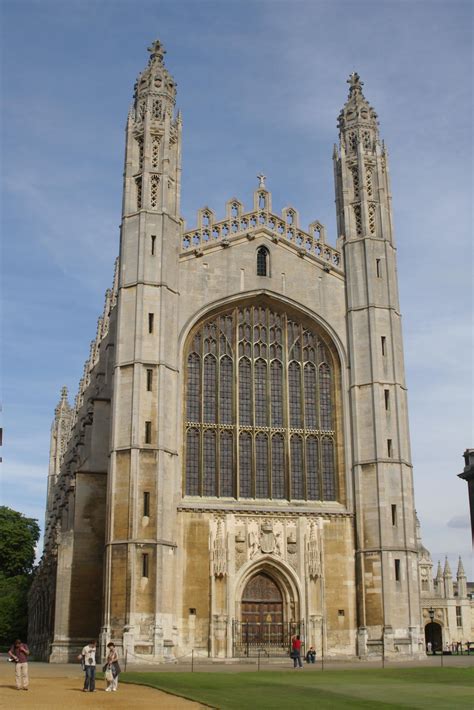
[184,305,338,501]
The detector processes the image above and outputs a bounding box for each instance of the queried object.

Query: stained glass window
[319,363,332,430]
[185,428,200,495]
[321,437,336,500]
[203,430,216,496]
[291,435,304,499]
[220,431,233,496]
[289,362,302,427]
[304,363,317,429]
[239,358,252,425]
[271,434,285,498]
[203,355,217,423]
[306,435,319,500]
[254,359,267,426]
[187,353,200,421]
[255,433,269,498]
[184,305,338,501]
[239,432,252,498]
[220,356,233,424]
[271,360,283,426]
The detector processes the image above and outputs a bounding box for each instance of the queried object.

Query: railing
[181,210,342,270]
[232,620,305,658]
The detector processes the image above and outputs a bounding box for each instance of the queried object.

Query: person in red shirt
[8,639,30,690]
[291,634,303,668]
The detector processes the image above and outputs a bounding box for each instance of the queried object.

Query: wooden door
[241,573,283,645]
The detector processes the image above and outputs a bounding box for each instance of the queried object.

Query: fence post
[124,649,127,672]
[191,649,194,673]
[257,650,260,672]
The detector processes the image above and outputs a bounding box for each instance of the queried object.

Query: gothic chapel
[29,41,424,661]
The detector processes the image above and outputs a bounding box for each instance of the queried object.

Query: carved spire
[133,38,177,109]
[443,556,452,577]
[337,72,379,157]
[435,560,443,580]
[456,556,467,597]
[457,556,466,578]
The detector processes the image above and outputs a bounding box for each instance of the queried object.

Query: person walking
[291,635,303,668]
[79,640,97,692]
[104,642,121,692]
[8,639,30,690]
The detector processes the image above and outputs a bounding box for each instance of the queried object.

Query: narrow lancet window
[256,246,269,276]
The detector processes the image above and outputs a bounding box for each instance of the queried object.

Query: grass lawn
[121,667,473,709]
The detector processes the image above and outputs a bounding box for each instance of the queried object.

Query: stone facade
[29,41,427,662]
[417,516,473,651]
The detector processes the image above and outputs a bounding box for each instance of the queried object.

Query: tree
[0,506,40,577]
[0,507,40,645]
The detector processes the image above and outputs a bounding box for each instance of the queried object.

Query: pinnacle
[457,556,466,577]
[436,560,443,578]
[443,556,452,577]
[347,71,364,97]
[148,39,166,64]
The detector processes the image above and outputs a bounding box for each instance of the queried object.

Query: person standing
[8,639,30,690]
[291,635,303,668]
[104,642,121,692]
[79,640,97,692]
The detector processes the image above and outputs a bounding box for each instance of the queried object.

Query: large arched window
[184,304,338,501]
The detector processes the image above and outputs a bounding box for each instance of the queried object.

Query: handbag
[105,668,114,681]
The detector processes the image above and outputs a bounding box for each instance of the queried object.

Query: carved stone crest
[249,521,282,557]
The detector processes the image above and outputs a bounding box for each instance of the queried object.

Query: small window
[148,313,154,333]
[384,389,390,411]
[391,504,397,526]
[145,421,152,444]
[376,258,381,278]
[146,369,153,391]
[395,558,401,582]
[338,609,345,617]
[143,491,150,517]
[151,235,156,255]
[381,336,386,356]
[456,606,462,627]
[189,607,197,615]
[387,439,393,458]
[142,553,149,578]
[257,246,269,276]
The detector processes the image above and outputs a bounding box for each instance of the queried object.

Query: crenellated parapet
[181,180,342,271]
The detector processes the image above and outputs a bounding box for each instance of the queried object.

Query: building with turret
[417,516,472,651]
[29,41,428,662]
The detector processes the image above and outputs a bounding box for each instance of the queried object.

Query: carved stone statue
[213,519,227,577]
[307,521,321,579]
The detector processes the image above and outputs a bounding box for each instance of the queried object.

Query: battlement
[181,181,342,271]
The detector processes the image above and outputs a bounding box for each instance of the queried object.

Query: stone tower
[101,40,182,657]
[334,73,420,655]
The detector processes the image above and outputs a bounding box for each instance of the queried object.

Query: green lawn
[121,667,473,709]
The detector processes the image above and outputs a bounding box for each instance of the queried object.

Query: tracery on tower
[184,303,340,502]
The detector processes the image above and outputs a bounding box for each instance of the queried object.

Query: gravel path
[0,662,207,709]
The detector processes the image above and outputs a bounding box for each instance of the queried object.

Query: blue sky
[1,0,472,576]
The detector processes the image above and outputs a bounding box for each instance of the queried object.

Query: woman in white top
[105,642,121,692]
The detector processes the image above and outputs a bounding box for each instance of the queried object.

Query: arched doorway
[233,571,303,657]
[425,622,442,652]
